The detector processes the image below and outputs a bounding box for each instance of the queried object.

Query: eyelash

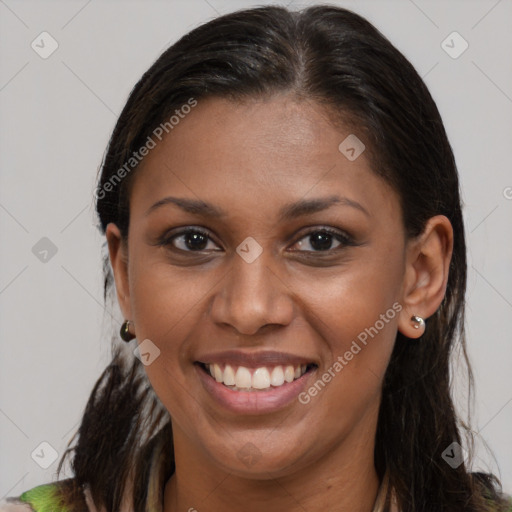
[157,226,355,255]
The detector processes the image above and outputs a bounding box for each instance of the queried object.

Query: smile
[200,362,313,391]
[195,360,318,414]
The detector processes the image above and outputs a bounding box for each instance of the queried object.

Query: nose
[209,250,294,336]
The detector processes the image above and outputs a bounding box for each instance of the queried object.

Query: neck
[163,420,381,512]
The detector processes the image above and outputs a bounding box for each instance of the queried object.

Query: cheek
[295,250,403,408]
[303,285,398,387]
[129,255,208,340]
[127,261,208,425]
[299,247,403,344]
[126,261,210,411]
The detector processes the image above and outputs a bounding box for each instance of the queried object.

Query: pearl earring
[410,316,425,331]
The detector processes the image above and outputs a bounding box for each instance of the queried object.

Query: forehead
[129,94,399,222]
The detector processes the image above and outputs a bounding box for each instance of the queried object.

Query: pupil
[310,232,332,251]
[186,232,207,250]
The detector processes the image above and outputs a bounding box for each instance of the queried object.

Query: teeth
[284,365,295,383]
[252,367,271,389]
[213,364,223,383]
[270,366,284,386]
[205,363,309,391]
[224,364,236,386]
[235,366,252,389]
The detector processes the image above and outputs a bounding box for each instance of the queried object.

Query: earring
[120,320,135,342]
[410,316,425,332]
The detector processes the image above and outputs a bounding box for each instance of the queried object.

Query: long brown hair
[56,5,508,511]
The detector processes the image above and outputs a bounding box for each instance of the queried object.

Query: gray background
[1,0,511,499]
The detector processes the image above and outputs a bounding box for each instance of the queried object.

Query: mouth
[196,362,317,392]
[194,360,318,414]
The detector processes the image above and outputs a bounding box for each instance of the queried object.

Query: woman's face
[108,94,414,478]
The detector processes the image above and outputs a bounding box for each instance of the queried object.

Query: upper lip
[196,350,317,369]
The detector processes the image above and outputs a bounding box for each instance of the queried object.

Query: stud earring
[120,320,135,342]
[410,316,425,332]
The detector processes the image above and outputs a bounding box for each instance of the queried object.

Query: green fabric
[18,482,65,512]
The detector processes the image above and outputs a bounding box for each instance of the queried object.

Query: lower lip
[195,364,316,415]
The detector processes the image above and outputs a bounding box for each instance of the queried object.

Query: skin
[106,93,453,512]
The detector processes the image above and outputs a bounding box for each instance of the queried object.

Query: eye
[290,228,352,252]
[158,226,353,255]
[162,228,221,252]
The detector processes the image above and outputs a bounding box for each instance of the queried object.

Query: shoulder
[0,479,94,512]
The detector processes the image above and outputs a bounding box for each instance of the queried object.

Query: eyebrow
[145,195,369,219]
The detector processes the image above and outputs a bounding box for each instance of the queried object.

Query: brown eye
[164,229,221,252]
[291,228,352,252]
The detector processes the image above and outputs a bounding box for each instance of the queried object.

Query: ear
[397,215,454,339]
[105,222,132,321]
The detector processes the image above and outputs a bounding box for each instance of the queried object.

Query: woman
[1,4,510,512]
